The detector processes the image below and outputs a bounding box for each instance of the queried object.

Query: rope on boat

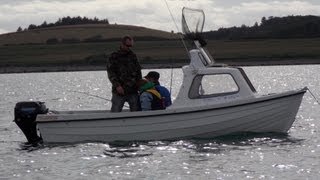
[306,87,320,105]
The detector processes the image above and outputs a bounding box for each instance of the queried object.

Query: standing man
[106,35,142,112]
[145,71,172,108]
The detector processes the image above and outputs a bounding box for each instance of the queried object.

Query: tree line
[203,15,320,40]
[17,16,109,32]
[16,15,320,40]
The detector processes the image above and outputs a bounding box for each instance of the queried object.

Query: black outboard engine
[14,101,48,145]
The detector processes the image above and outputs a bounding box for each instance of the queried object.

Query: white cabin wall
[170,49,256,109]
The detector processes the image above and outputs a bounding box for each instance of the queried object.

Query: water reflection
[104,143,153,158]
[18,142,45,152]
[186,133,304,154]
[72,132,306,159]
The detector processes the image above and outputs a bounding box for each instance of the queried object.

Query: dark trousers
[111,93,140,112]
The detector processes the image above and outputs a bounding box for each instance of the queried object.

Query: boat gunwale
[36,87,307,123]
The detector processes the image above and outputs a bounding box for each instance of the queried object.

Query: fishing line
[69,90,130,108]
[49,77,129,108]
[306,87,320,105]
[169,60,174,94]
[303,87,319,139]
[163,0,189,56]
[163,0,188,95]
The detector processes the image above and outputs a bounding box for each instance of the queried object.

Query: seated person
[144,71,172,107]
[138,79,165,111]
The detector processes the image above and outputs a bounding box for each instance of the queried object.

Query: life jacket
[146,89,166,110]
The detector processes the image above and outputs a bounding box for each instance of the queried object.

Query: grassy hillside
[210,38,320,61]
[0,40,188,66]
[0,24,178,45]
[1,38,320,70]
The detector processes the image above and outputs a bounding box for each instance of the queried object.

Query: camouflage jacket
[107,48,142,95]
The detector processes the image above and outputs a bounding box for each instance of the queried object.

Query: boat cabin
[171,41,257,108]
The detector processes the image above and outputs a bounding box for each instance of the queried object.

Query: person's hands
[116,86,125,95]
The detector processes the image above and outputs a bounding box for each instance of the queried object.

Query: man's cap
[144,71,160,80]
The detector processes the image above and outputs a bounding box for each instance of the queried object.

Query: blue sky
[1,0,320,34]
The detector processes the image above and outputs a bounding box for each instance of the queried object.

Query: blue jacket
[155,85,172,107]
[140,82,165,111]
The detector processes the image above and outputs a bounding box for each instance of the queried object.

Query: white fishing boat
[14,8,307,144]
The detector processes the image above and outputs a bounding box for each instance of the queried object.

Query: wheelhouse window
[189,74,239,98]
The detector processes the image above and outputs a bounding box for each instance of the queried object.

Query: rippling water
[0,66,319,179]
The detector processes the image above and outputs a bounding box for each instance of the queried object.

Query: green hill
[0,24,179,46]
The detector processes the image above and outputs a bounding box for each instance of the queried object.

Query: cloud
[0,28,7,34]
[203,1,320,29]
[0,0,320,34]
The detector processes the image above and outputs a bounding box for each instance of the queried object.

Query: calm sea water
[0,66,319,179]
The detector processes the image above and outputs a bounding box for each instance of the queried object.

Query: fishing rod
[49,78,130,108]
[163,0,189,56]
[169,59,174,95]
[68,90,130,108]
[163,0,189,95]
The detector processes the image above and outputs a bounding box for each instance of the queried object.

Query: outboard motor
[14,101,48,144]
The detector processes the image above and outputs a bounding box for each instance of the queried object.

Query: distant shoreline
[0,63,185,74]
[1,59,319,74]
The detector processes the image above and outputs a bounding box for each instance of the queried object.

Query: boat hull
[37,89,305,143]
